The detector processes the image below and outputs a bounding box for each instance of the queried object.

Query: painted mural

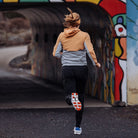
[127,0,138,105]
[0,0,128,105]
[77,0,126,105]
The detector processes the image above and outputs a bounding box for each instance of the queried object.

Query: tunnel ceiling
[0,2,112,41]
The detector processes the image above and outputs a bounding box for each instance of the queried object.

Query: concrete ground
[0,107,137,138]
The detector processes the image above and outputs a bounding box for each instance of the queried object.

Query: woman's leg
[75,94,84,127]
[75,66,88,127]
[62,66,76,105]
[62,66,88,128]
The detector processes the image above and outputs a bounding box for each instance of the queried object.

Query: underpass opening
[0,2,114,105]
[0,11,32,47]
[0,10,33,71]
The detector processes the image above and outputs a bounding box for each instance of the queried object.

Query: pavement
[0,106,137,138]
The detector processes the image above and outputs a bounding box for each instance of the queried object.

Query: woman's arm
[52,33,63,58]
[84,33,101,68]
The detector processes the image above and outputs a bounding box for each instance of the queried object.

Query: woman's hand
[96,62,101,68]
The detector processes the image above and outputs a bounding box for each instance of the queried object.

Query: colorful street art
[127,0,138,105]
[99,0,126,104]
[0,0,128,105]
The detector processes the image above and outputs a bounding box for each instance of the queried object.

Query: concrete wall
[127,0,138,105]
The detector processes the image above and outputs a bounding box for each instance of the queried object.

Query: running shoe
[71,93,82,111]
[74,127,82,135]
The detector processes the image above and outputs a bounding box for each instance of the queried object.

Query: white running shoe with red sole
[71,93,82,111]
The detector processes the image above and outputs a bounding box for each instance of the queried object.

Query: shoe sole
[71,93,82,111]
[74,131,82,135]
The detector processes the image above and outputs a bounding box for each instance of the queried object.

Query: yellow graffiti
[3,0,18,2]
[76,0,100,5]
[31,63,36,75]
[115,38,122,57]
[104,88,107,102]
[110,71,115,104]
[104,71,109,102]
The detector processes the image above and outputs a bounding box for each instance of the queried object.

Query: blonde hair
[63,8,81,28]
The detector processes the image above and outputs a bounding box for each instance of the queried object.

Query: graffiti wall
[101,0,127,104]
[93,0,126,104]
[82,0,126,104]
[0,0,129,105]
[127,0,138,105]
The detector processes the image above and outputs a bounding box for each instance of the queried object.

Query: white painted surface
[119,60,127,103]
[120,0,126,3]
[115,24,126,37]
[49,0,63,2]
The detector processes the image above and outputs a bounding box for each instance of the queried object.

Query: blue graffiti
[117,16,123,24]
[133,19,138,66]
[133,45,138,66]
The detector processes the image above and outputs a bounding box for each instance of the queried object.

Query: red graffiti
[114,57,123,101]
[99,0,126,17]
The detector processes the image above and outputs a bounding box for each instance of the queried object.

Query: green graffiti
[112,14,126,26]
